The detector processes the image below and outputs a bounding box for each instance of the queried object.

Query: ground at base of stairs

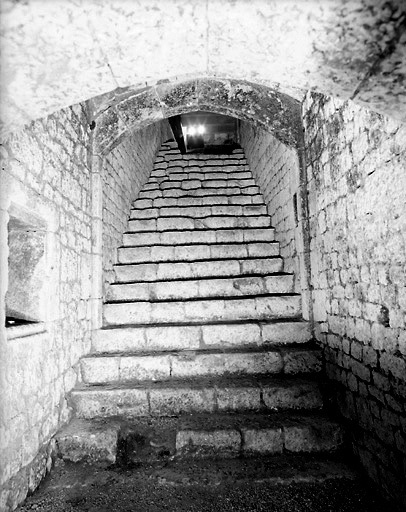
[18,456,390,512]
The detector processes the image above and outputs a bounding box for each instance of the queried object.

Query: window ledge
[6,322,46,340]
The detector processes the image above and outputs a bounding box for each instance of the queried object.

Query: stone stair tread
[116,241,280,264]
[107,274,294,301]
[85,341,320,358]
[80,343,321,384]
[103,294,301,326]
[71,374,324,418]
[92,320,312,353]
[127,216,271,232]
[57,410,345,464]
[105,291,299,304]
[113,257,284,283]
[72,373,322,393]
[123,227,275,246]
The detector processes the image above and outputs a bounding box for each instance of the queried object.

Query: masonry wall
[240,122,311,318]
[0,104,93,510]
[303,92,406,509]
[102,123,168,294]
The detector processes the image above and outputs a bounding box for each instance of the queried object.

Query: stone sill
[6,322,46,340]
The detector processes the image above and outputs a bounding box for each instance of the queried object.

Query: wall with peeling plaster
[303,92,406,509]
[1,0,405,138]
[91,78,302,154]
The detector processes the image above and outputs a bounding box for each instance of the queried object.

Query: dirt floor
[18,455,390,512]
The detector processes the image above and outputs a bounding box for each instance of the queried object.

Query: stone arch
[92,77,303,155]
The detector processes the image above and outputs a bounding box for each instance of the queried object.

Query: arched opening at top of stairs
[91,77,303,156]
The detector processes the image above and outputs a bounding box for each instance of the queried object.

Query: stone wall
[240,122,311,318]
[303,92,406,509]
[101,123,168,294]
[0,104,93,510]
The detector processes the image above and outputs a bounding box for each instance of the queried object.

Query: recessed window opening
[6,207,47,328]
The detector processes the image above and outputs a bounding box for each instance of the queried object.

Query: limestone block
[81,356,119,384]
[282,349,322,374]
[56,419,119,463]
[202,323,261,347]
[262,381,323,411]
[240,257,283,274]
[176,429,241,458]
[242,427,283,454]
[71,388,149,418]
[284,418,344,453]
[149,386,216,416]
[119,355,170,382]
[216,384,261,411]
[242,228,275,242]
[171,352,226,378]
[224,351,283,375]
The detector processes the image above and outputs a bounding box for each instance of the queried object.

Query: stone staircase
[57,141,349,482]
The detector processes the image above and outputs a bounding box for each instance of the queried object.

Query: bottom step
[56,412,345,464]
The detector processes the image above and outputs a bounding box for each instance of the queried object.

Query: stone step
[134,194,265,208]
[81,345,321,385]
[129,204,267,219]
[103,295,301,326]
[117,242,280,264]
[122,227,275,247]
[92,321,312,354]
[146,178,257,190]
[175,412,344,459]
[107,274,293,301]
[138,186,260,200]
[57,411,345,464]
[114,256,283,282]
[151,170,253,181]
[153,162,249,173]
[127,215,271,232]
[70,375,324,419]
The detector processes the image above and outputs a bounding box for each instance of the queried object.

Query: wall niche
[6,204,47,327]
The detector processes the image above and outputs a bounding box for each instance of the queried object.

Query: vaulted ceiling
[1,0,405,140]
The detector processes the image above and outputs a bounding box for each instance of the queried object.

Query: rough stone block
[176,429,241,458]
[119,355,171,381]
[149,386,216,416]
[56,419,119,463]
[242,427,283,454]
[282,349,322,374]
[81,356,119,384]
[72,388,149,418]
[216,384,261,411]
[262,381,323,411]
[284,418,344,453]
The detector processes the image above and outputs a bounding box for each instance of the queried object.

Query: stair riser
[122,228,275,246]
[139,186,260,200]
[107,275,293,302]
[150,171,253,181]
[81,350,321,384]
[145,179,257,191]
[176,423,345,458]
[57,415,345,464]
[71,382,323,419]
[92,322,312,353]
[103,296,301,326]
[117,242,279,264]
[128,216,271,232]
[129,205,267,219]
[114,258,283,282]
[134,196,264,209]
